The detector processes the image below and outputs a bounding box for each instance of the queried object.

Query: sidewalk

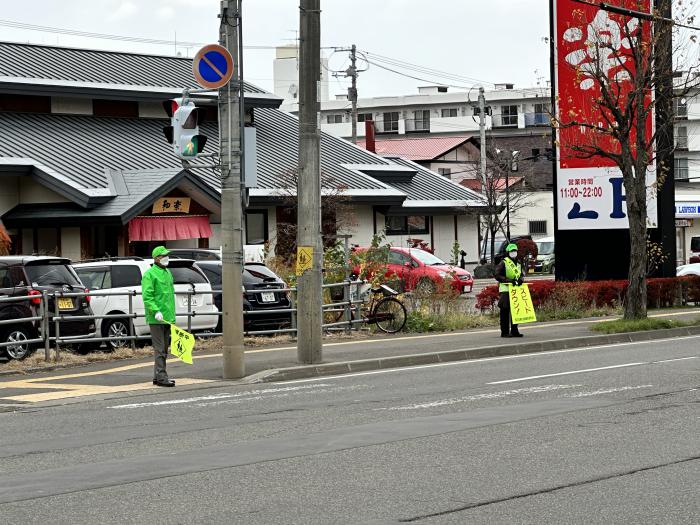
[1,308,698,405]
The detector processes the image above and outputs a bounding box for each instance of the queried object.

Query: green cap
[506,243,518,252]
[152,246,170,258]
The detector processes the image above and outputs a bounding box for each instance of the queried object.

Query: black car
[0,257,96,360]
[196,261,291,334]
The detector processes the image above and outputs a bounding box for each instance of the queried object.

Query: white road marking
[652,356,698,364]
[108,383,334,409]
[376,384,582,411]
[487,362,647,385]
[194,385,369,407]
[277,336,700,385]
[565,385,654,398]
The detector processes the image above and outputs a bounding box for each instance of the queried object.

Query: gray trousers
[150,324,170,381]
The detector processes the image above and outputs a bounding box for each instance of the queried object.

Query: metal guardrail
[0,281,368,360]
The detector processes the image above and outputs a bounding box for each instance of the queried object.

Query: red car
[353,247,474,294]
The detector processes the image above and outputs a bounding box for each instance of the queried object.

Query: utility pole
[297,0,323,364]
[478,87,490,258]
[219,0,245,379]
[349,44,358,144]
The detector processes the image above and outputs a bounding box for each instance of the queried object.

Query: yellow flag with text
[508,283,537,324]
[170,324,195,364]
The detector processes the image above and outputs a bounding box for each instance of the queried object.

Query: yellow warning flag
[170,324,195,364]
[508,283,537,325]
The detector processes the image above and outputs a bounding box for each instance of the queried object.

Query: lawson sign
[675,203,700,218]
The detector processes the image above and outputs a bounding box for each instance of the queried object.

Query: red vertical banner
[554,0,657,229]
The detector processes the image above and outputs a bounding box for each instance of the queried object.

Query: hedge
[475,275,700,310]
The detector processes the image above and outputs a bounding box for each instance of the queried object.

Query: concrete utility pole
[349,44,358,144]
[478,87,489,256]
[297,0,323,364]
[219,0,245,379]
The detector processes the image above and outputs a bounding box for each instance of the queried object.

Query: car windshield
[408,250,447,266]
[25,264,81,287]
[244,265,281,285]
[537,242,554,255]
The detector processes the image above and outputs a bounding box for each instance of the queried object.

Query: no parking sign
[192,44,234,89]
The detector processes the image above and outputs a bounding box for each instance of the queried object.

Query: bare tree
[273,169,356,262]
[554,1,700,319]
[474,144,535,262]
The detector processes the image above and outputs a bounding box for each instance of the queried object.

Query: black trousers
[498,292,520,336]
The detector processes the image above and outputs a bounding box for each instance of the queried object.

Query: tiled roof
[357,135,474,161]
[385,157,486,207]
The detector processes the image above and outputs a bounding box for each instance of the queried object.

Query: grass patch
[591,317,700,334]
[404,311,498,333]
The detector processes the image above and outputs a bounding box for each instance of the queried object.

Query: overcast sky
[1,0,550,97]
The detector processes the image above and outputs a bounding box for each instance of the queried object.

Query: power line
[0,18,278,49]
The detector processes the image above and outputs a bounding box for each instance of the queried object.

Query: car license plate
[260,292,276,303]
[528,268,535,274]
[181,296,202,307]
[57,298,73,309]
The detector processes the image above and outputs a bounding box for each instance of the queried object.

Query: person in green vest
[142,246,176,387]
[494,243,524,338]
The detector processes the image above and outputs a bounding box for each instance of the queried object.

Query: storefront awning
[128,215,212,242]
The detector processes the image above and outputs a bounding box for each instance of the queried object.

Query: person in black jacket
[494,243,524,338]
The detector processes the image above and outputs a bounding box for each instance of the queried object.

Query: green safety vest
[499,257,522,293]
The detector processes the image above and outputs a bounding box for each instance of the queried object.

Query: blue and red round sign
[193,44,234,89]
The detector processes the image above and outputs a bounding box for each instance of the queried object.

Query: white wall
[139,102,167,119]
[19,178,70,204]
[508,191,554,239]
[457,215,480,264]
[0,175,19,216]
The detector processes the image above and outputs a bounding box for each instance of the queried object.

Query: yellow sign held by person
[170,324,195,364]
[296,245,313,275]
[508,283,537,324]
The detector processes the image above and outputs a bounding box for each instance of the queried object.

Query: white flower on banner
[563,10,638,90]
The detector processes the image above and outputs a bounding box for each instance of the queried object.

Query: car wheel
[103,318,131,350]
[415,278,436,295]
[550,264,555,275]
[0,326,36,360]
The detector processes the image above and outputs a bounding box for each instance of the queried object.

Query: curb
[249,325,700,383]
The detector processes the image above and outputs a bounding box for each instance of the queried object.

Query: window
[200,267,222,287]
[528,220,548,236]
[438,168,451,177]
[326,114,343,124]
[441,108,458,118]
[385,215,429,235]
[675,158,689,180]
[0,265,11,289]
[246,210,268,245]
[387,251,409,266]
[674,97,688,119]
[170,266,208,285]
[381,111,399,132]
[111,265,142,288]
[500,105,518,126]
[75,267,112,290]
[412,109,430,131]
[677,126,689,150]
[358,113,373,122]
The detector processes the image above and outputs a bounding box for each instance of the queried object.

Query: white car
[73,257,219,349]
[677,263,700,277]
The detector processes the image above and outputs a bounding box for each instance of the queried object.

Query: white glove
[155,312,164,322]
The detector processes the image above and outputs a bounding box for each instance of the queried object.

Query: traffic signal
[162,99,208,159]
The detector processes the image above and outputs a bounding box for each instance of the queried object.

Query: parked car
[168,248,221,261]
[493,235,533,265]
[196,261,292,333]
[73,257,218,349]
[353,247,474,294]
[534,236,555,274]
[677,263,700,277]
[0,256,96,360]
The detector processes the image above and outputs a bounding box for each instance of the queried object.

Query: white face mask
[160,256,170,267]
[508,251,518,259]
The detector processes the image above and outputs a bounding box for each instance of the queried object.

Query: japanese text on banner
[508,283,537,325]
[170,324,195,364]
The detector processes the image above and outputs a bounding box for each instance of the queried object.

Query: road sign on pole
[193,44,234,89]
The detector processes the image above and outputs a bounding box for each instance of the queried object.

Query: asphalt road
[0,336,698,524]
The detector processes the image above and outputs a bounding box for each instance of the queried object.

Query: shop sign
[152,197,191,214]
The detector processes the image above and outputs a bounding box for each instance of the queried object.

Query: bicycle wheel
[373,297,407,333]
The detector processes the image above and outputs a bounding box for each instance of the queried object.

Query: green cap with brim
[152,246,170,258]
[506,243,518,252]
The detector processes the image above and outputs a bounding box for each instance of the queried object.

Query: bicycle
[332,280,406,333]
